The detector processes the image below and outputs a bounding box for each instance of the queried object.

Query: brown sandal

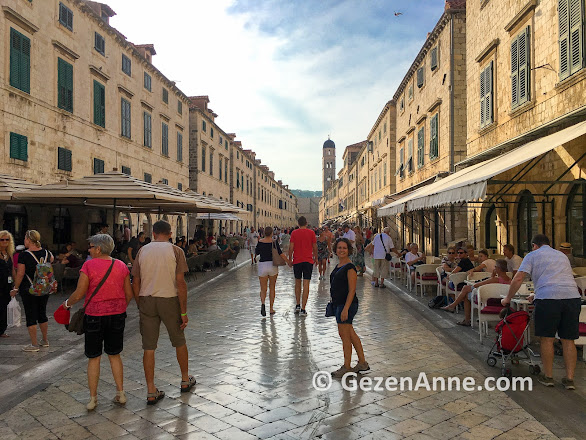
[180,375,196,393]
[147,389,165,405]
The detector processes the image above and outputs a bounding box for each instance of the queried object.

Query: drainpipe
[449,15,455,173]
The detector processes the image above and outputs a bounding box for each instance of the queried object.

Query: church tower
[322,137,336,194]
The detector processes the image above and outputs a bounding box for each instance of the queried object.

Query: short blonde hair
[0,230,15,257]
[25,230,41,247]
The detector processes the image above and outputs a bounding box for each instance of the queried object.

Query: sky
[106,0,446,191]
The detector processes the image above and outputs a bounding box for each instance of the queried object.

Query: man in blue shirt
[502,234,580,390]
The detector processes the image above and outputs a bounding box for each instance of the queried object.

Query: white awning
[195,213,241,221]
[378,119,586,216]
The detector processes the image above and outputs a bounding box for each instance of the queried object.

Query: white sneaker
[40,339,49,347]
[22,344,40,352]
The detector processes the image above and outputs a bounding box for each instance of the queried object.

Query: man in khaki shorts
[132,220,196,405]
[366,227,398,288]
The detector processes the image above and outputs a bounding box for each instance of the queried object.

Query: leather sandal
[147,389,165,405]
[456,320,471,327]
[180,375,197,393]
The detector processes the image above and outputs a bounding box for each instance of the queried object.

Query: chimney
[134,44,156,63]
[86,1,116,24]
[188,96,210,112]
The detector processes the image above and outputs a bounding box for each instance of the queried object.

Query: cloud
[106,0,445,190]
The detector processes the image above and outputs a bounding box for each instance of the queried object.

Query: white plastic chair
[475,284,509,343]
[446,272,468,314]
[436,266,445,297]
[467,272,493,282]
[573,267,586,277]
[575,276,586,299]
[390,256,402,281]
[415,264,440,297]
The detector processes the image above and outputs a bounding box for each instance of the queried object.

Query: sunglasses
[88,245,96,249]
[448,251,455,254]
[457,251,466,254]
[0,238,10,242]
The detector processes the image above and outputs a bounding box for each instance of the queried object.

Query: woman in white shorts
[255,227,290,316]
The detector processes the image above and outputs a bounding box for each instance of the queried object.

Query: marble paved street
[0,260,576,439]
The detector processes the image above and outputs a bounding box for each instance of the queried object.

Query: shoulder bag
[380,234,393,261]
[68,259,116,335]
[272,241,286,266]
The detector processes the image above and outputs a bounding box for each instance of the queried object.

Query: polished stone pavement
[0,257,579,439]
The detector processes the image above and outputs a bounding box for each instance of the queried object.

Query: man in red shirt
[288,216,318,316]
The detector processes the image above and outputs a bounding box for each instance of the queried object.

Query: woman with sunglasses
[0,231,16,338]
[11,230,54,352]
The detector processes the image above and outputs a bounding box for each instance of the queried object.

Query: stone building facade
[1,0,190,243]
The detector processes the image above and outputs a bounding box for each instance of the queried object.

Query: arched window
[517,191,538,256]
[567,181,585,257]
[485,205,497,249]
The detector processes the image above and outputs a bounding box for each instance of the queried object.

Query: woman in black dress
[330,238,369,378]
[0,231,16,337]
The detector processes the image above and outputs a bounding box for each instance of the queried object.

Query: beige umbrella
[0,173,40,200]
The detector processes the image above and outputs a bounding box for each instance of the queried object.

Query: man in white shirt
[502,235,580,390]
[405,243,425,285]
[503,244,523,274]
[342,225,356,244]
[247,227,259,265]
[367,227,398,288]
[468,249,496,276]
[132,220,195,404]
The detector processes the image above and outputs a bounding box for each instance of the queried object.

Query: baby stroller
[486,309,540,378]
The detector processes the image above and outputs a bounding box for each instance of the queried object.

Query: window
[220,136,223,146]
[224,160,228,183]
[57,58,73,112]
[559,0,585,80]
[121,98,131,138]
[93,81,105,127]
[417,127,425,168]
[178,182,183,191]
[517,190,538,256]
[426,114,438,160]
[94,32,105,55]
[408,84,413,100]
[236,170,240,188]
[177,132,183,162]
[9,29,31,93]
[407,138,414,172]
[57,147,72,172]
[511,26,531,108]
[143,112,152,147]
[219,157,223,180]
[567,182,585,257]
[417,66,425,88]
[59,3,73,30]
[201,147,206,172]
[177,100,182,115]
[9,132,28,161]
[202,120,207,132]
[209,151,213,175]
[93,158,104,174]
[162,87,168,104]
[144,173,152,183]
[383,161,387,186]
[210,127,214,138]
[144,72,151,91]
[122,166,131,175]
[122,54,131,76]
[480,61,494,127]
[161,122,168,156]
[161,178,168,185]
[486,205,498,249]
[430,46,438,71]
[225,140,228,150]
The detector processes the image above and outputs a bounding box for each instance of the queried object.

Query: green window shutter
[487,61,493,125]
[177,132,183,161]
[219,158,223,180]
[161,122,169,156]
[144,173,152,183]
[518,26,530,105]
[122,166,131,175]
[511,37,519,108]
[417,128,425,167]
[93,158,104,174]
[10,132,28,161]
[58,147,72,171]
[93,81,105,127]
[58,58,73,112]
[480,66,486,126]
[559,0,571,79]
[121,98,131,138]
[431,47,438,70]
[10,28,31,93]
[201,148,206,172]
[143,112,151,147]
[569,0,584,75]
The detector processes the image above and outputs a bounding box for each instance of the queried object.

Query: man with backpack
[365,227,398,288]
[11,230,57,352]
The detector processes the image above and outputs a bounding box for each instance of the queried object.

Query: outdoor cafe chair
[227,248,240,267]
[446,272,468,313]
[573,267,586,277]
[473,283,509,343]
[467,272,493,282]
[436,266,445,297]
[390,256,402,281]
[415,264,440,297]
[575,276,586,299]
[575,306,586,361]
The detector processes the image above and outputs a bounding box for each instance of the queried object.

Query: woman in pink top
[440,259,511,325]
[64,234,133,411]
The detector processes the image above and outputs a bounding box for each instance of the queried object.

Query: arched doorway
[517,191,538,256]
[485,205,497,249]
[3,205,28,244]
[567,181,585,257]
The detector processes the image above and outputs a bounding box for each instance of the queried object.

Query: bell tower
[322,136,336,194]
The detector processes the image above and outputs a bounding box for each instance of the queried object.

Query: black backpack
[428,295,448,309]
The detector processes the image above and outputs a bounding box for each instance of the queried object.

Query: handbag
[380,234,392,261]
[68,259,115,335]
[272,241,286,267]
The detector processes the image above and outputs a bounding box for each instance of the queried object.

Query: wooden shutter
[177,132,183,161]
[480,62,493,127]
[431,47,438,70]
[162,122,168,156]
[569,0,584,74]
[518,27,530,105]
[417,67,424,87]
[10,29,30,93]
[143,112,151,147]
[480,66,486,126]
[511,37,519,107]
[417,128,425,167]
[58,58,73,112]
[93,81,105,127]
[430,114,438,159]
[560,0,571,79]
